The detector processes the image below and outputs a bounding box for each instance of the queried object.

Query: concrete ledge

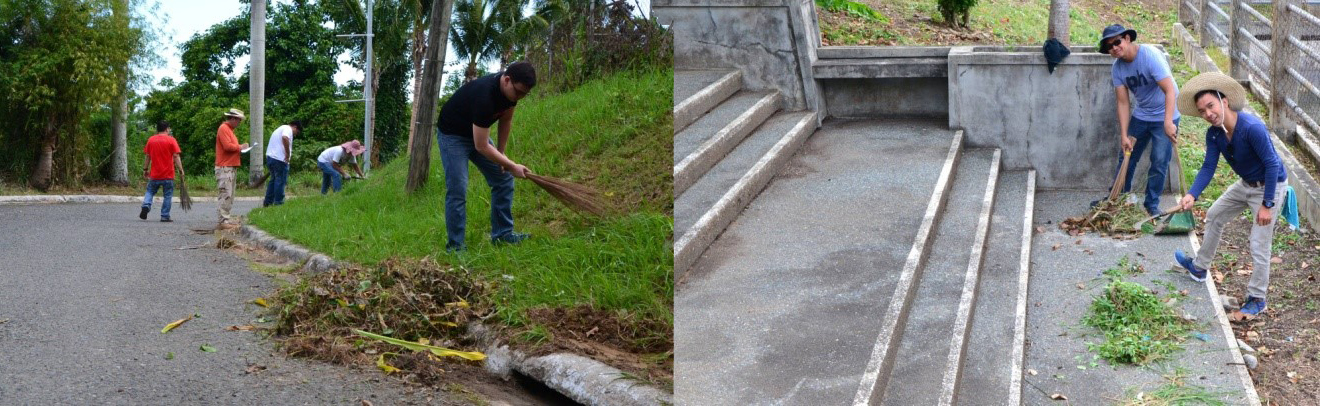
[1173,23,1221,74]
[1187,230,1264,406]
[674,91,781,196]
[1008,170,1035,406]
[473,327,673,406]
[235,225,339,273]
[654,0,785,7]
[939,149,1000,405]
[674,70,741,132]
[0,195,263,205]
[816,46,952,59]
[853,130,963,405]
[812,58,949,79]
[674,112,817,277]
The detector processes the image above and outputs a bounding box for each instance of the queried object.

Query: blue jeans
[141,179,174,219]
[318,161,342,194]
[1114,117,1180,214]
[437,130,515,250]
[263,156,288,206]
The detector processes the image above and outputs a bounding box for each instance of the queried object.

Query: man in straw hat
[139,120,184,222]
[434,61,537,251]
[315,140,365,194]
[1173,72,1288,316]
[1098,23,1181,216]
[215,108,250,229]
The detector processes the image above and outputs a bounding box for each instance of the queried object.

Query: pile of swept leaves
[1083,260,1197,365]
[272,257,493,376]
[1060,194,1151,237]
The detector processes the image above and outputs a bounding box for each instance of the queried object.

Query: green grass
[1083,260,1198,365]
[820,0,1179,46]
[248,69,673,331]
[1119,367,1231,405]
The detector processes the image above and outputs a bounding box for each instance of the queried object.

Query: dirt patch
[522,306,674,386]
[1206,219,1320,404]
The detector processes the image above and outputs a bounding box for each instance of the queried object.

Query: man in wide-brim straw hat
[1173,72,1288,316]
[215,108,250,229]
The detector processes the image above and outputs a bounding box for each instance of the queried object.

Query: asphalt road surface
[0,201,461,405]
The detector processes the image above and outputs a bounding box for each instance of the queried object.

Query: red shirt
[215,122,242,167]
[144,133,181,180]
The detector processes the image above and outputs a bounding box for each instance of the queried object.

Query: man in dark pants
[1099,24,1181,215]
[263,120,301,206]
[139,120,184,222]
[435,61,536,251]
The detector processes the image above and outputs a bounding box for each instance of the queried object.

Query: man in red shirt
[140,120,185,222]
[215,108,250,228]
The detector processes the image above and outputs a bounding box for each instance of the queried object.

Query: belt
[1244,180,1267,188]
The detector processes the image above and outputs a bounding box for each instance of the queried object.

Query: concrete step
[674,111,815,276]
[675,119,960,405]
[954,169,1034,406]
[674,70,741,132]
[877,148,999,406]
[812,57,949,79]
[674,90,781,196]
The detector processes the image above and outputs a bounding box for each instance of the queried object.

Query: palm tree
[449,0,519,83]
[493,0,562,71]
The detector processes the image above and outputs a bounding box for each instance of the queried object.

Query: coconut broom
[176,173,193,211]
[525,173,608,216]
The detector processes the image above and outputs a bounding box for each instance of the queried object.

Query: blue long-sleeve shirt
[1189,111,1287,203]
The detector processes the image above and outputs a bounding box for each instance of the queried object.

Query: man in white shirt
[263,120,301,206]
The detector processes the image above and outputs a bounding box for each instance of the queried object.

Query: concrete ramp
[675,119,957,404]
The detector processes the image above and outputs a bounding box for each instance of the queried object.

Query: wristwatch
[1263,200,1276,209]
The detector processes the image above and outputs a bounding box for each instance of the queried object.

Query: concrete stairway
[672,70,817,276]
[673,111,1039,404]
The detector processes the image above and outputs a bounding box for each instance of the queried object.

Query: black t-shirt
[437,72,517,139]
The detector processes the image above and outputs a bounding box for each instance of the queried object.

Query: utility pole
[336,0,375,172]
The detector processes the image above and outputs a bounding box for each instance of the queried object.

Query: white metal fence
[1181,0,1320,142]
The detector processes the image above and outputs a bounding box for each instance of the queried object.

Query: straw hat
[1177,72,1246,115]
[223,108,246,120]
[341,140,365,156]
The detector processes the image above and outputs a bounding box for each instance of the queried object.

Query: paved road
[0,202,459,405]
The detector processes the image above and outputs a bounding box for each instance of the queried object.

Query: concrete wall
[655,0,821,112]
[948,46,1181,191]
[820,78,948,118]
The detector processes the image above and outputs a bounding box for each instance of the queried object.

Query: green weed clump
[1083,271,1196,365]
[816,0,888,22]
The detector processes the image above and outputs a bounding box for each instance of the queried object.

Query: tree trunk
[406,0,454,193]
[248,0,267,187]
[465,60,479,83]
[109,82,129,185]
[109,0,130,186]
[31,118,58,192]
[407,21,426,156]
[1048,0,1070,46]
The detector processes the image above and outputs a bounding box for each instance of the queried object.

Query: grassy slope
[248,68,673,329]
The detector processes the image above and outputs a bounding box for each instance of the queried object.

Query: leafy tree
[937,0,976,28]
[0,0,148,190]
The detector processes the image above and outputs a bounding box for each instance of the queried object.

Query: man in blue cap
[1099,24,1181,216]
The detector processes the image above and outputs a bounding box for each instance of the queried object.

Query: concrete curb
[1188,231,1264,406]
[674,70,741,132]
[1008,170,1036,406]
[674,111,818,278]
[674,91,781,196]
[0,195,263,205]
[853,130,963,405]
[227,225,671,405]
[939,149,1000,405]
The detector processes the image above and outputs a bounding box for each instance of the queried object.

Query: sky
[144,0,654,95]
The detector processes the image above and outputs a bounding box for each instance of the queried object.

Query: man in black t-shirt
[435,61,536,251]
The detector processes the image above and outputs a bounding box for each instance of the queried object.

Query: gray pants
[1193,179,1286,299]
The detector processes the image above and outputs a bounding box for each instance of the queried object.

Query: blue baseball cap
[1099,24,1137,53]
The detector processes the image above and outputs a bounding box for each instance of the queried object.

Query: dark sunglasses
[1105,37,1123,50]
